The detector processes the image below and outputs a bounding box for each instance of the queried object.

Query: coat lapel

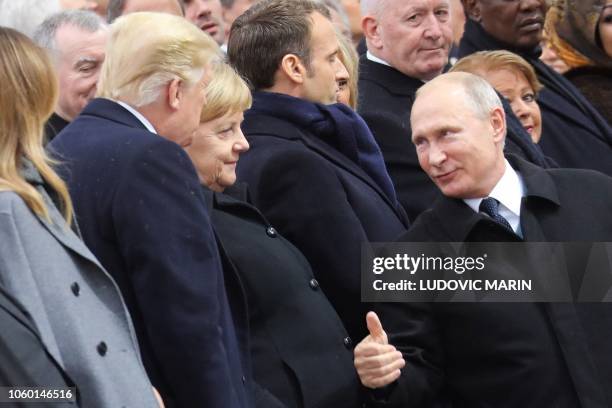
[244,114,408,223]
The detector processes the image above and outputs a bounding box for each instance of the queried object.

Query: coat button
[343,336,352,349]
[266,226,277,238]
[309,278,319,290]
[71,282,80,297]
[97,341,107,356]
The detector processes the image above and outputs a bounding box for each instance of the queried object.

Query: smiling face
[185,111,250,191]
[471,0,548,50]
[411,78,506,199]
[184,0,226,45]
[599,2,612,57]
[483,68,542,143]
[54,24,107,121]
[372,0,453,80]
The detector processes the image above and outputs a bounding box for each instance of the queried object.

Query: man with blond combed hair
[49,12,253,408]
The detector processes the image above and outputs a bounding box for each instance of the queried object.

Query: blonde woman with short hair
[183,61,363,408]
[452,50,544,143]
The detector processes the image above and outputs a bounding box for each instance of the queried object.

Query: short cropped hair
[451,50,543,95]
[33,10,106,54]
[228,0,330,90]
[96,12,221,107]
[417,72,503,121]
[200,63,252,123]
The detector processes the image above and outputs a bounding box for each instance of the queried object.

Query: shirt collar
[366,51,391,67]
[116,100,157,134]
[464,159,525,217]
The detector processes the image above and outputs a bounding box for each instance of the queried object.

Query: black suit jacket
[204,185,361,408]
[238,101,409,341]
[357,55,552,221]
[373,156,612,408]
[459,19,612,177]
[0,287,75,407]
[49,98,251,408]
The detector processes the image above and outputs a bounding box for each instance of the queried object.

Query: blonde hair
[200,62,252,123]
[97,12,221,107]
[451,50,543,95]
[0,27,73,223]
[337,31,359,109]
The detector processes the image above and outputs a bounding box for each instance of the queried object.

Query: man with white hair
[49,12,252,408]
[353,72,612,408]
[34,10,108,141]
[357,0,549,221]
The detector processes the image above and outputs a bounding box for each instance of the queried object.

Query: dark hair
[227,0,330,90]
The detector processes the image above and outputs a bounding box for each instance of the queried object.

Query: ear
[362,15,383,50]
[279,54,307,85]
[463,0,481,22]
[490,106,506,144]
[167,78,183,111]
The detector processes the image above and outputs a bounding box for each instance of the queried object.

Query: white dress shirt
[366,51,391,67]
[116,100,157,134]
[464,160,526,236]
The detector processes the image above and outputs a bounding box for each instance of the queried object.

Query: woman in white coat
[0,27,160,408]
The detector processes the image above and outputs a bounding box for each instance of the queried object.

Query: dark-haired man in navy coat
[228,0,409,342]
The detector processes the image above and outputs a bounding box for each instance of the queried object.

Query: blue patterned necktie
[479,197,513,232]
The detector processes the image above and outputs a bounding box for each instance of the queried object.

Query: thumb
[366,311,387,344]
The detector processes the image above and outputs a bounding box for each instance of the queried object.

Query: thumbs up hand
[353,312,405,389]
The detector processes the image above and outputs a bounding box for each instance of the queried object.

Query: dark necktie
[479,197,513,232]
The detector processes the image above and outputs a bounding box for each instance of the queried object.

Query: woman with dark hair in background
[545,0,612,123]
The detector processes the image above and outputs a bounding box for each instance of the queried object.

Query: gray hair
[0,0,61,38]
[416,72,503,120]
[33,10,106,53]
[360,0,387,18]
[459,74,503,120]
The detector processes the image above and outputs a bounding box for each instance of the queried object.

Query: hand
[353,311,405,389]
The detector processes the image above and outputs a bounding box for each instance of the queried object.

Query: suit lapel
[358,56,423,97]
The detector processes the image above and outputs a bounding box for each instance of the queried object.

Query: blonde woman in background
[452,50,544,144]
[0,27,160,408]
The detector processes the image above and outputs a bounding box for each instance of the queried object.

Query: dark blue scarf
[250,91,398,204]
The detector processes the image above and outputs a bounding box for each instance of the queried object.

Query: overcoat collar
[242,111,409,226]
[358,54,424,97]
[21,159,106,270]
[429,155,560,242]
[81,98,150,131]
